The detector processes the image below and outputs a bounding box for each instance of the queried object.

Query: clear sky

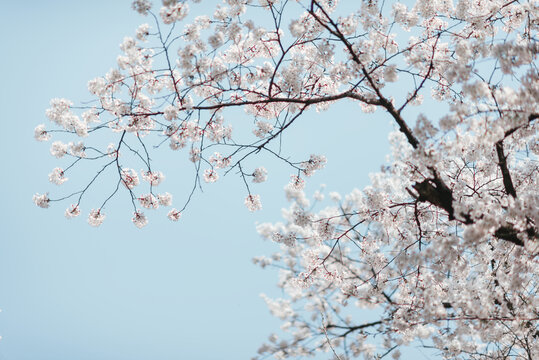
[0,1,393,359]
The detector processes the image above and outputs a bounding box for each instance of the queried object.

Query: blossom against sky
[0,1,392,359]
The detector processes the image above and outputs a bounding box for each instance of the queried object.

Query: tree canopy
[34,0,538,358]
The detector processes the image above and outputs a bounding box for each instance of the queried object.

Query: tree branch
[326,320,383,338]
[495,140,517,198]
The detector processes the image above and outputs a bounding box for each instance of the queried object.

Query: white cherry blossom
[87,209,105,227]
[48,167,68,185]
[33,0,539,357]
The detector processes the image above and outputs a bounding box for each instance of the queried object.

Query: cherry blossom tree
[34,0,538,358]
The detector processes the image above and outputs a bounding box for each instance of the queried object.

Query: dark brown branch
[326,320,383,337]
[123,90,382,117]
[410,175,535,246]
[495,140,517,198]
[412,177,457,221]
[504,113,539,138]
[494,226,536,247]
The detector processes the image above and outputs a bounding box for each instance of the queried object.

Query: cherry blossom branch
[326,320,384,338]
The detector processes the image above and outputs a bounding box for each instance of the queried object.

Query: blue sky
[0,1,393,359]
